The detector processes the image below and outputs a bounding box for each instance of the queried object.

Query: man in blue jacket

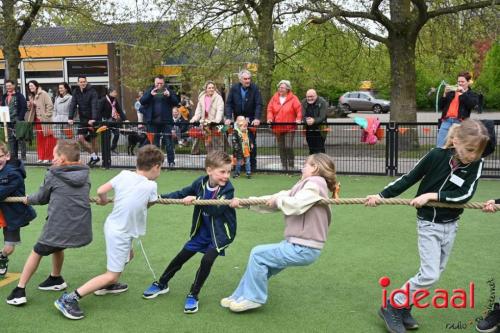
[1,80,27,161]
[225,70,263,172]
[140,75,178,167]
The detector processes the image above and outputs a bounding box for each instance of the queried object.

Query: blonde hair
[235,115,247,127]
[443,119,489,157]
[0,142,9,155]
[203,80,217,92]
[307,153,338,197]
[205,150,232,169]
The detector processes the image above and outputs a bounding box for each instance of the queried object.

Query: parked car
[338,91,390,113]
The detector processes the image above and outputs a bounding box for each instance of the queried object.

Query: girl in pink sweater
[223,153,337,312]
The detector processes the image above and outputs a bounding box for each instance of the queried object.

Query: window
[67,60,108,77]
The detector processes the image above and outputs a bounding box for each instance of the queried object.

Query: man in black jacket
[1,80,27,160]
[302,89,328,154]
[224,70,263,171]
[68,76,100,166]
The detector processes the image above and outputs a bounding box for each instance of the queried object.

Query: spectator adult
[139,75,178,167]
[68,75,100,166]
[267,80,302,171]
[437,71,478,147]
[172,107,189,147]
[302,89,328,154]
[190,80,224,154]
[179,93,194,119]
[52,82,73,140]
[27,80,56,163]
[134,90,143,112]
[100,87,127,154]
[1,80,27,160]
[225,69,263,171]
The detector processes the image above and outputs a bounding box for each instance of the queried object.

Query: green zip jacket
[380,148,483,223]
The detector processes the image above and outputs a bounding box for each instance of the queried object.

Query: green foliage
[475,42,500,109]
[273,22,390,104]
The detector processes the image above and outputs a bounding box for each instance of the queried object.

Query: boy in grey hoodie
[6,140,92,306]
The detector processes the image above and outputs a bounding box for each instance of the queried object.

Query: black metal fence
[5,120,500,178]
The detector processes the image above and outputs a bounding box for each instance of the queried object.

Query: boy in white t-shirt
[54,145,164,320]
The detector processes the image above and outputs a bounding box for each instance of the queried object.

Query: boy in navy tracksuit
[0,143,36,278]
[142,150,237,314]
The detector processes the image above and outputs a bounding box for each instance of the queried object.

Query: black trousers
[249,130,257,171]
[158,247,219,297]
[305,130,326,154]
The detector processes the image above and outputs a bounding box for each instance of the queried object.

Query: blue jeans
[230,240,321,304]
[436,118,461,148]
[235,156,251,175]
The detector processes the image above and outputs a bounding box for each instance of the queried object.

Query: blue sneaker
[54,292,84,320]
[184,294,198,314]
[142,281,169,299]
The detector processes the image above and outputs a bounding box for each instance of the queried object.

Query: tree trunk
[2,0,21,82]
[387,33,417,123]
[255,2,275,121]
[388,33,420,149]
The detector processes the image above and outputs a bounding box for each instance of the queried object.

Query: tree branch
[240,2,258,37]
[428,0,499,19]
[370,0,394,31]
[16,0,43,44]
[334,17,387,44]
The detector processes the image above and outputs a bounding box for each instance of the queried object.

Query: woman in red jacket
[267,80,302,170]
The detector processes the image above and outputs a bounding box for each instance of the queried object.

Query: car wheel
[341,103,351,112]
[372,104,382,114]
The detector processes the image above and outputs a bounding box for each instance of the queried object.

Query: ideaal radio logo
[379,276,496,330]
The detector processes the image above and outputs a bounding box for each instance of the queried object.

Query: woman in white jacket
[53,83,73,140]
[190,81,224,154]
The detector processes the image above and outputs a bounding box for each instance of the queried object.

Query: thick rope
[3,196,498,210]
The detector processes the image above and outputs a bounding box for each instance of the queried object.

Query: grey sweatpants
[395,218,458,305]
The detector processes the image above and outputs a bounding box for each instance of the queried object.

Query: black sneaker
[168,162,175,168]
[54,293,84,320]
[38,275,68,291]
[0,255,8,277]
[6,287,27,306]
[477,303,500,333]
[232,172,240,179]
[94,282,128,296]
[378,301,406,333]
[401,306,419,330]
[246,174,252,179]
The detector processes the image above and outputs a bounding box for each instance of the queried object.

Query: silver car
[339,91,390,113]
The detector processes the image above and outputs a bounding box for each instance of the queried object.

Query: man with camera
[139,75,179,167]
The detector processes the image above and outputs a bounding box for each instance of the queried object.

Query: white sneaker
[220,296,236,308]
[229,298,262,312]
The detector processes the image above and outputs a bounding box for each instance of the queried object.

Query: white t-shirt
[105,170,158,238]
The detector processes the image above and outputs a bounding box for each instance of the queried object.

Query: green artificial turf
[1,167,499,332]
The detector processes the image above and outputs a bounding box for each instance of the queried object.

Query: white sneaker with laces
[229,298,262,312]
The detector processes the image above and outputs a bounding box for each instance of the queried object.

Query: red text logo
[379,276,475,309]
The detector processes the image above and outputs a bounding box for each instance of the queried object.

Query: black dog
[125,130,149,155]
